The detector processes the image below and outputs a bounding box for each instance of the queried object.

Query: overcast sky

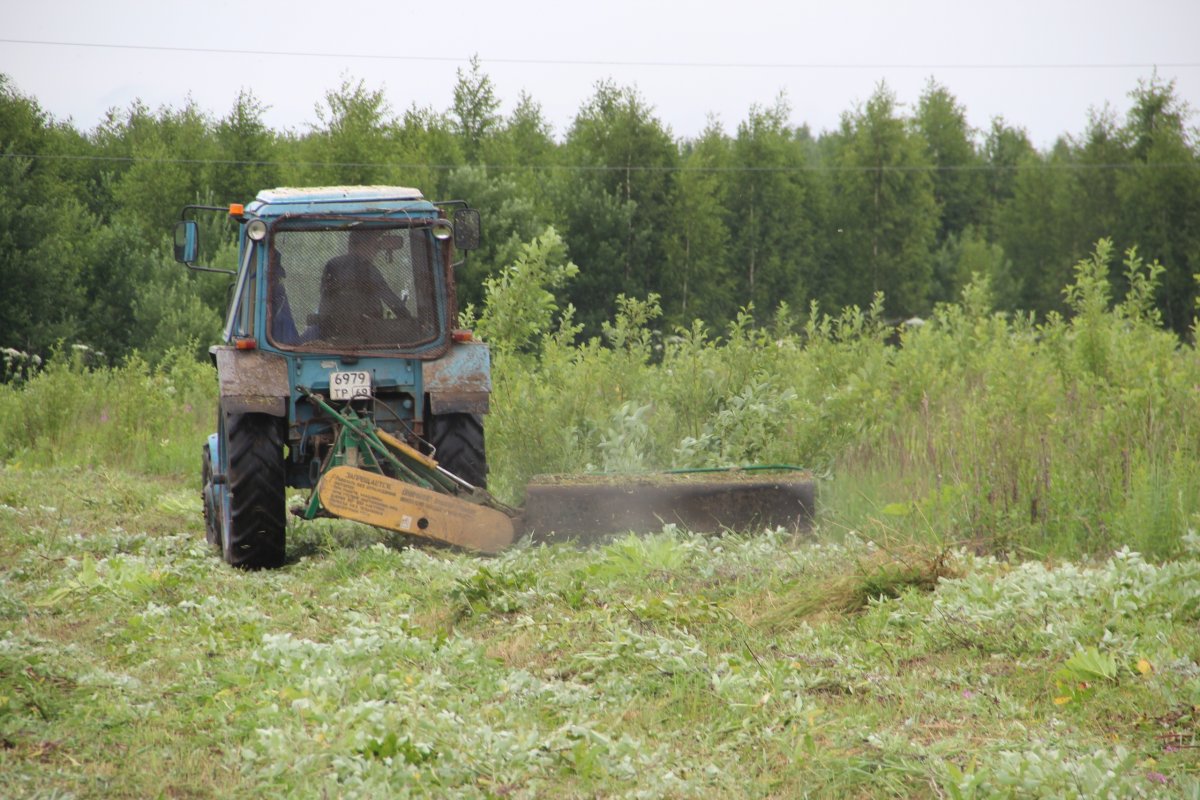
[3,0,1198,151]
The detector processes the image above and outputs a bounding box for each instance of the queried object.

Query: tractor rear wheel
[223,411,287,569]
[428,413,487,489]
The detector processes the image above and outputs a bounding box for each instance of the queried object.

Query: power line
[2,151,1196,174]
[1,38,1197,71]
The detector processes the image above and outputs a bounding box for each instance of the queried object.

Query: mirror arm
[187,264,237,275]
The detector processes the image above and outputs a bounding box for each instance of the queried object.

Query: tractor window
[266,226,443,352]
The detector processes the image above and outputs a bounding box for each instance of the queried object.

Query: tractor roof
[247,186,436,217]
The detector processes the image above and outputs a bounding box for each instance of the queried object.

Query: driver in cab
[318,228,412,339]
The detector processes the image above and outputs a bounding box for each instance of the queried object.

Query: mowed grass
[3,466,1198,798]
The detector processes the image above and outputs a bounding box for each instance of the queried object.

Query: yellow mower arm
[318,466,514,554]
[299,387,515,554]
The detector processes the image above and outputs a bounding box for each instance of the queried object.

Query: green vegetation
[0,347,213,475]
[3,238,1200,796]
[3,68,1200,364]
[4,63,1200,796]
[2,472,1197,797]
[481,237,1200,560]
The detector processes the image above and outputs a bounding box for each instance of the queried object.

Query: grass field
[4,243,1200,796]
[2,466,1198,798]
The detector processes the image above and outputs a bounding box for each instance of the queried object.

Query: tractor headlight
[430,219,453,241]
[246,218,268,241]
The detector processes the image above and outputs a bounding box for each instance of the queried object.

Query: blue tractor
[176,186,514,568]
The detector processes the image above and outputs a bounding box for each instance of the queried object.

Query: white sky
[3,0,1198,151]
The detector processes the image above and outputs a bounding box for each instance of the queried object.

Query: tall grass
[0,348,215,476]
[3,238,1196,558]
[484,238,1200,559]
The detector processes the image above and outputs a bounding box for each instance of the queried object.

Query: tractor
[176,186,513,568]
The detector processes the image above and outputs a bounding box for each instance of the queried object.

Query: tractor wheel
[429,413,488,489]
[223,411,287,569]
[201,442,220,548]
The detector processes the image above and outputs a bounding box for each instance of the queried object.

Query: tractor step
[519,469,815,544]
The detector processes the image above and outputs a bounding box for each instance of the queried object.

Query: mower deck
[520,469,816,544]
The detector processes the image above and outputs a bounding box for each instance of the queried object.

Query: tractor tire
[223,411,287,569]
[429,413,488,489]
[201,442,220,548]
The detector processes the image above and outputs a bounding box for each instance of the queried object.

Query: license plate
[330,370,371,400]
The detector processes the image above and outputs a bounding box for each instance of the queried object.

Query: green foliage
[941,746,1156,799]
[482,90,556,172]
[914,79,986,250]
[442,164,556,311]
[726,96,826,316]
[1115,76,1200,332]
[996,147,1080,316]
[559,81,678,333]
[0,168,93,352]
[450,563,537,616]
[301,77,400,186]
[665,121,735,326]
[450,55,501,164]
[933,227,1017,309]
[980,117,1035,227]
[829,83,939,315]
[0,347,214,474]
[132,254,224,364]
[212,89,280,202]
[477,228,1200,559]
[4,477,1198,797]
[97,98,220,243]
[1053,647,1119,704]
[5,68,1200,363]
[471,227,579,355]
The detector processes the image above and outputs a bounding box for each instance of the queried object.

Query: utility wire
[1,38,1197,71]
[2,151,1196,174]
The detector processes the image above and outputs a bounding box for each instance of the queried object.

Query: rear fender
[212,346,290,417]
[423,341,491,415]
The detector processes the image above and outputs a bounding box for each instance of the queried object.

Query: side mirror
[452,208,481,252]
[174,220,199,264]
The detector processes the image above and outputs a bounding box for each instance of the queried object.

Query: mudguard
[423,341,491,414]
[212,346,290,417]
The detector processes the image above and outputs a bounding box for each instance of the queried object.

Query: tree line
[1,62,1198,365]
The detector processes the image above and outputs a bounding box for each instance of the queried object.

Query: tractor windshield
[265,225,443,352]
